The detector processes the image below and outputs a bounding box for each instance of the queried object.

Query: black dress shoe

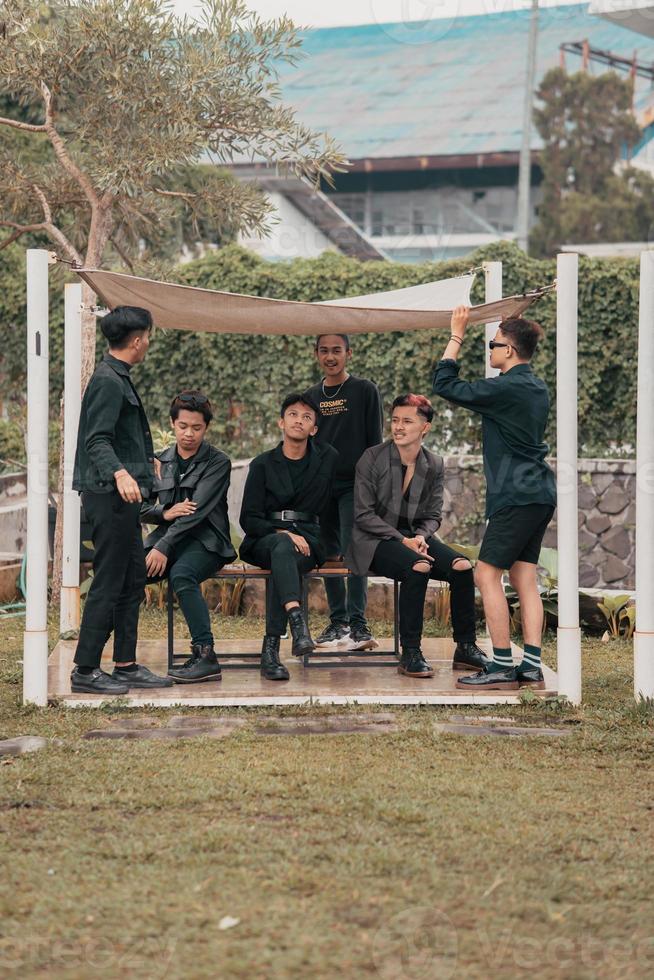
[111,664,174,688]
[452,641,491,671]
[71,667,129,695]
[516,665,545,688]
[287,608,315,658]
[457,666,519,690]
[398,647,435,678]
[260,635,290,681]
[168,644,222,684]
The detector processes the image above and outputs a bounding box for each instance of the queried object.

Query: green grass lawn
[0,610,653,979]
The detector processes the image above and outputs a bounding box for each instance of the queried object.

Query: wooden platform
[48,637,558,707]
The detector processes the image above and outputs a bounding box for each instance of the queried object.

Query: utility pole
[516,0,539,253]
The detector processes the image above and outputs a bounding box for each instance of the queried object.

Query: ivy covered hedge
[0,240,639,462]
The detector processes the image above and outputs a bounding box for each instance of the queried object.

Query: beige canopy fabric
[76,267,542,336]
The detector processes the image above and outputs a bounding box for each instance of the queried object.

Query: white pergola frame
[23,247,653,707]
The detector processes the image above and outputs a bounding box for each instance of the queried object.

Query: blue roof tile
[273,4,654,158]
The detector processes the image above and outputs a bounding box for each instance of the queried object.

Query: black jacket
[73,354,154,495]
[346,441,444,576]
[239,440,337,565]
[140,441,237,560]
[433,360,556,518]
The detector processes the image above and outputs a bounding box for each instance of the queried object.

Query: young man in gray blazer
[346,394,489,678]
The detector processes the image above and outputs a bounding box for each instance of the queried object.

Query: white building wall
[238,191,337,261]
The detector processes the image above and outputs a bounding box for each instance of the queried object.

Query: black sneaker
[70,667,129,695]
[349,625,379,651]
[315,623,350,647]
[111,665,173,688]
[452,642,491,672]
[168,644,222,684]
[398,648,434,678]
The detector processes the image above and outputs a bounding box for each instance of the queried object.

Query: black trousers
[321,480,368,629]
[74,491,146,668]
[147,537,226,647]
[370,536,476,649]
[246,532,316,635]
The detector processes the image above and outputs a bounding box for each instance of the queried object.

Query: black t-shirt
[285,453,311,495]
[306,374,383,482]
[398,464,412,536]
[176,450,194,477]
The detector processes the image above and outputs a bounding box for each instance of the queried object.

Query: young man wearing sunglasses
[142,391,236,683]
[433,308,556,691]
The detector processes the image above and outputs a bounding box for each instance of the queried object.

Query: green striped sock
[521,643,541,670]
[488,646,513,673]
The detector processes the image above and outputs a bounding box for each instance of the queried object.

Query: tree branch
[109,233,134,272]
[0,221,47,251]
[0,115,47,133]
[40,81,100,211]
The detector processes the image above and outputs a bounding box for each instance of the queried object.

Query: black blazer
[140,441,236,561]
[346,440,444,576]
[239,439,337,565]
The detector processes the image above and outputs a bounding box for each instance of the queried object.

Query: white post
[556,251,581,705]
[483,261,502,378]
[60,283,82,634]
[634,251,654,700]
[23,250,52,706]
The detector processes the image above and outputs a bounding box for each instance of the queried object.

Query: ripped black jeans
[370,536,476,649]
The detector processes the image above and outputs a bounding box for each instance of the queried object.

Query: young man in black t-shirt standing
[306,333,383,650]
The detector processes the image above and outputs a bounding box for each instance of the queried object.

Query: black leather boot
[260,635,290,681]
[398,647,435,678]
[287,607,315,658]
[452,641,491,671]
[168,644,222,684]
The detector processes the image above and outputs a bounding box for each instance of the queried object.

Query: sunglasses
[174,392,210,406]
[488,340,513,351]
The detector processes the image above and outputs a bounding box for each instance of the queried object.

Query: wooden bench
[166,561,401,671]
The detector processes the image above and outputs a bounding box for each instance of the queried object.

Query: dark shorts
[478,504,555,570]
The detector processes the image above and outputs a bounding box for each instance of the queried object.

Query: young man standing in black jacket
[433,307,556,691]
[142,391,237,684]
[71,306,172,695]
[306,334,383,651]
[239,392,337,681]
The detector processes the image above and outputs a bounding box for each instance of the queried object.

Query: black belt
[269,510,320,525]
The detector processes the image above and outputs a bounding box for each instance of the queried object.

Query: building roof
[271,3,654,162]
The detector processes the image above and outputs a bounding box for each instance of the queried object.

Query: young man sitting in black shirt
[141,391,236,684]
[306,333,383,651]
[239,393,337,681]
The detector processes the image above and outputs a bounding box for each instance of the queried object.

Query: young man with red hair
[347,393,489,678]
[433,308,556,691]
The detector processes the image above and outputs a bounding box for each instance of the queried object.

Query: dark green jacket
[432,359,556,518]
[73,354,154,495]
[140,441,237,561]
[239,439,337,565]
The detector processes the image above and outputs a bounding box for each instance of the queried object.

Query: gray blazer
[345,440,444,576]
